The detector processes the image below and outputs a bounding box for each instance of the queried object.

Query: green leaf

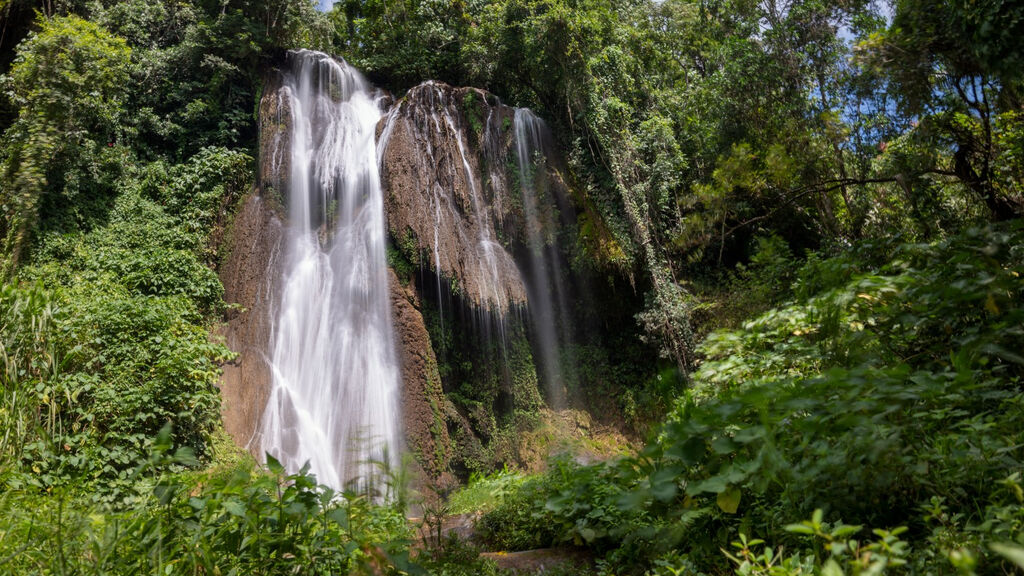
[651,468,680,502]
[223,500,246,517]
[716,485,741,514]
[266,452,284,475]
[545,492,572,513]
[991,543,1024,569]
[733,426,766,443]
[154,423,173,452]
[785,523,815,535]
[812,509,824,525]
[711,435,739,454]
[822,558,845,576]
[328,507,350,530]
[831,524,862,538]
[173,446,198,467]
[690,473,729,495]
[616,488,649,511]
[669,436,706,465]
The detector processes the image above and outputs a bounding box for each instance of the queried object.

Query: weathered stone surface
[388,267,451,479]
[217,192,284,453]
[378,82,540,313]
[258,69,291,205]
[216,68,289,454]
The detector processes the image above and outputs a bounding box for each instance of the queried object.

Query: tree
[0,14,131,275]
[867,0,1024,220]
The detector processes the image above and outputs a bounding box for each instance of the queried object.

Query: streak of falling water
[260,50,401,490]
[514,108,571,406]
[441,104,509,318]
[433,202,445,337]
[379,83,520,327]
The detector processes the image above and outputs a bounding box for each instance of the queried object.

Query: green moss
[388,228,423,283]
[505,329,543,412]
[448,421,491,478]
[426,358,448,475]
[387,245,415,280]
[460,91,484,147]
[399,229,421,266]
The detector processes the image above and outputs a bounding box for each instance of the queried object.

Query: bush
[7,163,246,494]
[0,447,418,575]
[480,224,1024,575]
[0,282,60,474]
[0,14,132,273]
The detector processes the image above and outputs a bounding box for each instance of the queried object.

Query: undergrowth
[0,432,417,575]
[447,468,527,515]
[479,224,1024,575]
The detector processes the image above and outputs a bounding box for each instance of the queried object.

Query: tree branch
[720,170,959,239]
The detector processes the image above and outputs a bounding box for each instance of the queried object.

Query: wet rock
[258,69,291,206]
[217,68,290,455]
[388,268,451,478]
[379,82,553,313]
[217,192,284,453]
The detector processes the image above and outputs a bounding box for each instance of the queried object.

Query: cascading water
[514,108,574,405]
[377,84,526,316]
[260,50,401,490]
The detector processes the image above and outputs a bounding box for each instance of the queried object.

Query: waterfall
[377,84,526,316]
[260,50,401,490]
[514,108,573,406]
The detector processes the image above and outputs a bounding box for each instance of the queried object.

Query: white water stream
[260,50,401,490]
[513,108,572,405]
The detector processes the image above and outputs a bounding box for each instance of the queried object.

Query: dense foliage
[0,445,416,575]
[0,0,325,487]
[479,224,1024,574]
[0,0,1022,573]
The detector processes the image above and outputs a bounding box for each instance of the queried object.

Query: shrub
[0,15,131,273]
[0,282,60,474]
[0,447,418,575]
[480,224,1024,575]
[9,166,244,493]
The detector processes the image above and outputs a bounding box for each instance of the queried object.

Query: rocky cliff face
[217,70,289,451]
[378,80,577,477]
[378,82,564,314]
[257,71,292,209]
[218,194,283,450]
[387,268,452,481]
